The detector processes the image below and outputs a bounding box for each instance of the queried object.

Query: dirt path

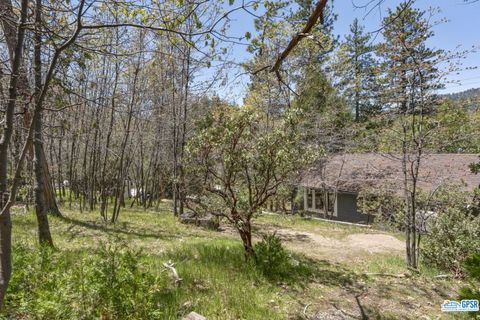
[220,219,457,319]
[249,224,452,319]
[252,223,404,263]
[218,219,452,318]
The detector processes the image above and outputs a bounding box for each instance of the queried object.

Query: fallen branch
[301,303,312,320]
[434,274,451,279]
[163,260,182,285]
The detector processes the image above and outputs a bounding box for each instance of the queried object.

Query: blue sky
[334,0,480,94]
[213,0,480,103]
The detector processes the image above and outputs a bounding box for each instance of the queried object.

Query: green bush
[459,254,480,318]
[88,243,161,318]
[254,233,292,280]
[459,254,480,298]
[4,241,164,319]
[422,207,480,276]
[357,186,405,231]
[294,187,305,211]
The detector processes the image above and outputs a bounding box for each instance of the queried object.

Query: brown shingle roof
[300,153,480,194]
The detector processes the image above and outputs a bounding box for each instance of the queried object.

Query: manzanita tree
[185,103,319,259]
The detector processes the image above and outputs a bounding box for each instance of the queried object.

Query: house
[299,153,480,224]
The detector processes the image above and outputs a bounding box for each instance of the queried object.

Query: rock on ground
[180,212,219,230]
[183,311,207,320]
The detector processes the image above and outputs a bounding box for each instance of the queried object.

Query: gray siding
[334,193,372,223]
[303,188,373,224]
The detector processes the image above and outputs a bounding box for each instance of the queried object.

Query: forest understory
[3,202,462,319]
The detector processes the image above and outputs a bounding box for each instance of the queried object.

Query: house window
[312,190,335,214]
[315,190,324,210]
[306,189,313,209]
[306,189,336,213]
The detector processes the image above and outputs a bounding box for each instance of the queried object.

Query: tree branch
[270,0,328,73]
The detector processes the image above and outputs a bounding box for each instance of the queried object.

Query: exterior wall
[303,188,373,224]
[334,193,372,224]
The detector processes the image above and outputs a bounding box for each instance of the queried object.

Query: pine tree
[333,19,378,121]
[286,0,353,152]
[378,1,444,269]
[378,2,443,114]
[294,61,353,152]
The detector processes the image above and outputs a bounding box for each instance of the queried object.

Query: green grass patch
[3,237,286,319]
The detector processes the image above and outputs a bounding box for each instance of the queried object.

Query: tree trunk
[2,0,59,218]
[0,0,28,306]
[111,47,140,222]
[0,198,12,307]
[40,148,60,216]
[239,221,254,260]
[33,0,54,246]
[33,130,54,246]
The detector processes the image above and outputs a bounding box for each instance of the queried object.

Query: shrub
[422,207,480,276]
[459,254,480,301]
[4,240,164,319]
[88,242,160,318]
[254,233,292,280]
[294,187,305,211]
[357,185,405,230]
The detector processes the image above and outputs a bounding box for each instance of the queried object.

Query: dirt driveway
[253,223,405,263]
